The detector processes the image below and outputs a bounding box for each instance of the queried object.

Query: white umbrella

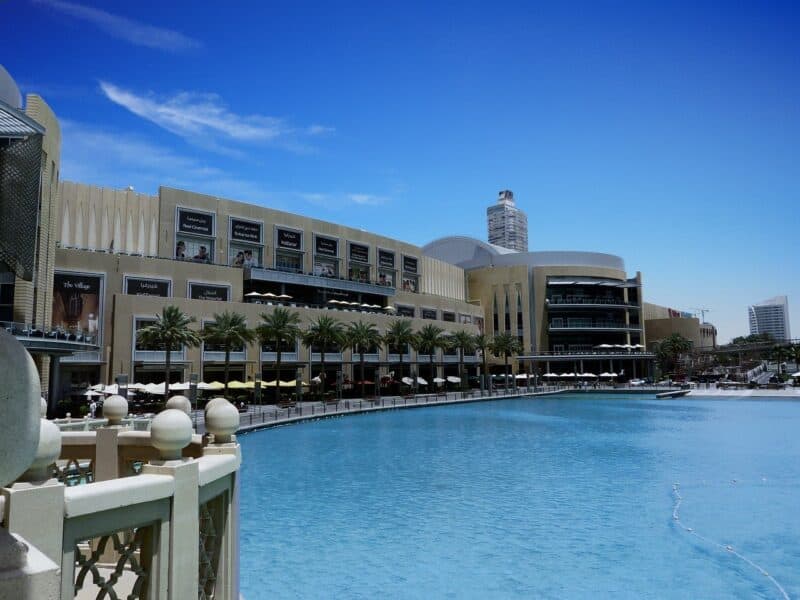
[328,299,340,304]
[580,372,598,378]
[277,294,292,299]
[595,344,614,349]
[196,382,215,390]
[791,372,800,378]
[600,372,618,378]
[262,292,276,298]
[630,344,644,349]
[401,376,414,386]
[145,382,167,395]
[515,374,529,379]
[417,377,428,385]
[446,376,461,383]
[83,389,103,397]
[127,382,147,391]
[560,373,576,378]
[169,382,190,391]
[433,377,446,384]
[383,305,396,311]
[543,372,558,377]
[89,383,105,391]
[245,291,263,297]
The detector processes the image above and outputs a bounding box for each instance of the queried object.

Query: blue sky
[3,0,798,342]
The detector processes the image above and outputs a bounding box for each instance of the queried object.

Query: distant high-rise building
[748,296,791,341]
[487,190,528,252]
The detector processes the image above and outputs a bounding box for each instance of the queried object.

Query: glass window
[228,243,262,268]
[396,305,415,318]
[422,308,437,320]
[377,269,395,287]
[401,276,418,292]
[314,256,339,277]
[261,339,296,353]
[443,311,456,322]
[275,250,303,273]
[349,264,370,282]
[176,236,214,263]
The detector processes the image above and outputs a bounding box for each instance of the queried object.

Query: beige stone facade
[52,184,482,396]
[643,302,717,350]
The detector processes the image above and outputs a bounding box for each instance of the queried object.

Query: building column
[47,354,61,417]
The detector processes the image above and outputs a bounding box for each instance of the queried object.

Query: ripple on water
[240,395,800,599]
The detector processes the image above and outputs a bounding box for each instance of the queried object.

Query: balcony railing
[3,395,241,600]
[549,320,642,331]
[546,297,639,308]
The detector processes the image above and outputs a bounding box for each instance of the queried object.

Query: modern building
[423,237,652,378]
[748,296,791,342]
[643,303,717,350]
[51,182,484,405]
[1,66,97,402]
[486,190,528,252]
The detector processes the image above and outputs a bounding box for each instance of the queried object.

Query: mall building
[1,66,657,407]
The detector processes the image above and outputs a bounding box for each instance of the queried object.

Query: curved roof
[422,235,626,272]
[0,65,22,109]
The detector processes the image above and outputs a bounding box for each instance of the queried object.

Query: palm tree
[137,306,202,392]
[769,345,792,375]
[473,333,491,387]
[256,307,302,404]
[655,333,692,376]
[385,319,416,381]
[414,324,447,386]
[490,332,523,386]
[449,330,476,391]
[202,311,256,398]
[344,321,383,399]
[302,315,345,397]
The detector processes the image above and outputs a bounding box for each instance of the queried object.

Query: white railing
[2,396,241,600]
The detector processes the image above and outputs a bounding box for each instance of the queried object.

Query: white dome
[0,65,22,109]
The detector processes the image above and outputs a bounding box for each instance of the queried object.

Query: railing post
[143,409,199,600]
[96,394,128,482]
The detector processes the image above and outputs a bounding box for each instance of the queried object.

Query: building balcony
[519,350,655,360]
[3,320,100,355]
[546,298,639,310]
[246,267,396,297]
[548,320,642,332]
[311,352,343,362]
[387,353,412,362]
[203,350,246,362]
[261,351,299,362]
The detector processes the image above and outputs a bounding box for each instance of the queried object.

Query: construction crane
[689,307,711,323]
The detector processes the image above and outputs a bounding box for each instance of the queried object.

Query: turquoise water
[239,395,800,599]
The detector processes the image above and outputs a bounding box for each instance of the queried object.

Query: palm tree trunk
[164,341,172,396]
[224,347,231,398]
[275,346,282,405]
[431,352,435,388]
[459,348,464,392]
[360,353,365,399]
[320,351,326,398]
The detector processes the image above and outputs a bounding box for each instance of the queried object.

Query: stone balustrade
[0,338,242,600]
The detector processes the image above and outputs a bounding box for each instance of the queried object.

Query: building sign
[189,283,229,302]
[422,308,437,320]
[276,228,303,251]
[402,256,418,274]
[125,277,170,297]
[230,218,262,244]
[177,208,214,237]
[349,243,370,264]
[378,249,395,269]
[314,235,338,257]
[52,272,103,337]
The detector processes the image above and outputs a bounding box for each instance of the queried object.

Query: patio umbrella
[328,299,340,304]
[433,377,446,384]
[243,381,257,389]
[580,373,598,378]
[791,372,800,377]
[262,292,276,298]
[245,291,263,297]
[279,380,297,387]
[277,294,292,299]
[446,376,461,383]
[83,389,103,397]
[600,372,618,378]
[383,305,396,311]
[401,376,414,386]
[630,344,644,349]
[595,344,614,349]
[227,380,248,389]
[417,377,428,386]
[145,382,166,395]
[127,382,147,391]
[515,373,529,380]
[89,383,105,391]
[543,373,558,378]
[560,373,576,378]
[206,381,226,390]
[169,381,190,391]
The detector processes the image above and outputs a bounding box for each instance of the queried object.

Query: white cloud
[59,120,275,205]
[34,0,201,52]
[98,82,334,153]
[348,193,386,206]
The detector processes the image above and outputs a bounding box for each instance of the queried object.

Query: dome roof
[0,65,22,109]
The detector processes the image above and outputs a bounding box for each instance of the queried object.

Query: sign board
[349,243,370,264]
[314,235,338,257]
[230,218,262,244]
[177,208,214,237]
[189,283,229,302]
[125,277,170,297]
[276,228,303,250]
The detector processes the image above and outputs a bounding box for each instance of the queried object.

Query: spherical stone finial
[20,419,62,482]
[150,408,193,460]
[165,395,192,416]
[102,394,128,425]
[0,330,41,487]
[206,398,240,444]
[40,397,47,418]
[204,396,228,416]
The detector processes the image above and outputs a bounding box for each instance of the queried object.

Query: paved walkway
[233,388,565,434]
